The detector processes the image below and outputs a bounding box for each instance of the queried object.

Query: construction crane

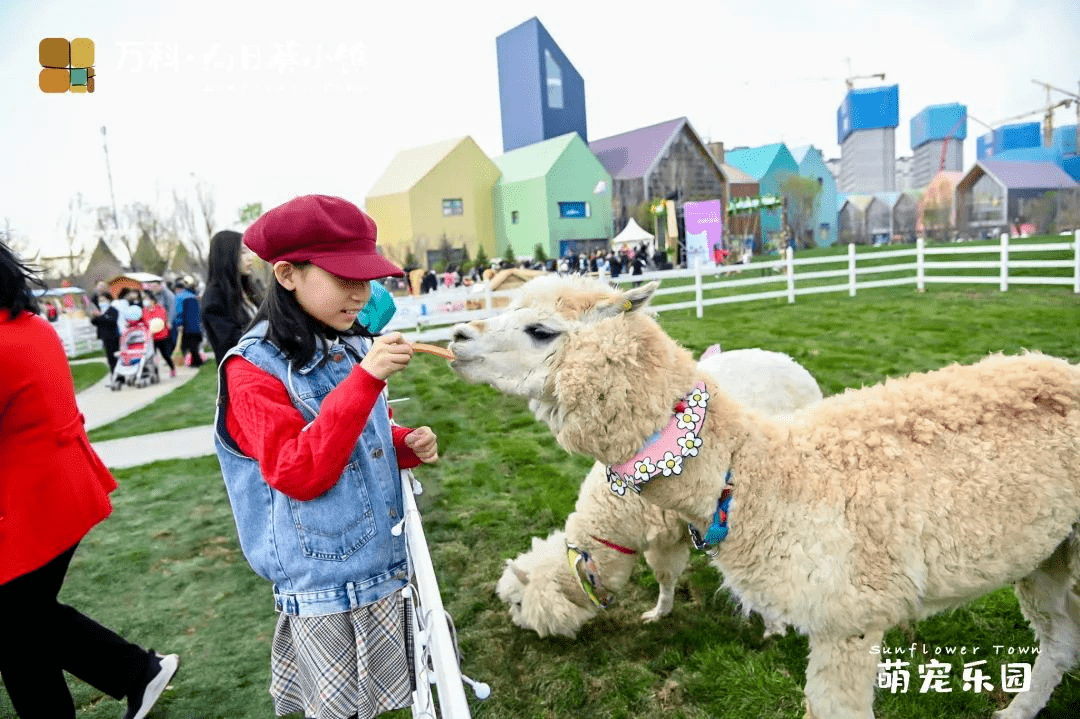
[1031,78,1080,149]
[842,58,885,91]
[845,72,885,91]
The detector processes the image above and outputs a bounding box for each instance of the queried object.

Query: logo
[39,37,95,93]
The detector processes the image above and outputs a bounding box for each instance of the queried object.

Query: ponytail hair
[0,241,46,318]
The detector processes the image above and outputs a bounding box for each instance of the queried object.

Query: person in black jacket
[89,293,120,372]
[200,230,264,363]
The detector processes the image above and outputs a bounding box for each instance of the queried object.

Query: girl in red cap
[213,195,439,719]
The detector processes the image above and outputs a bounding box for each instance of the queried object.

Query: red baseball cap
[244,195,403,280]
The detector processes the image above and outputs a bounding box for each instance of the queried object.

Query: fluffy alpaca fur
[450,275,1080,719]
[497,348,823,638]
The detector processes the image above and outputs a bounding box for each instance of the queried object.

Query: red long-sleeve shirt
[224,357,421,501]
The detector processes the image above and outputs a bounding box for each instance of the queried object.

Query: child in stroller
[110,304,160,390]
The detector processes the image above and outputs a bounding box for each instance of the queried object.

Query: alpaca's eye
[524,324,560,343]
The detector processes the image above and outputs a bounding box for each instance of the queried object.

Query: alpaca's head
[495,531,598,638]
[450,276,698,464]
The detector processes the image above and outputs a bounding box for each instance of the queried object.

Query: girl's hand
[404,426,439,464]
[360,332,413,380]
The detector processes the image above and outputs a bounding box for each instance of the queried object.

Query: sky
[2,0,1079,261]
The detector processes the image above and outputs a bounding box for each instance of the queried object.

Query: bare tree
[172,190,208,273]
[1,217,30,256]
[93,205,135,264]
[194,179,217,242]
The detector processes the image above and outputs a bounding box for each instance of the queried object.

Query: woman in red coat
[0,242,179,719]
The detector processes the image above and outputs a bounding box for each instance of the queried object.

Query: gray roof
[977,160,1078,190]
[589,117,688,180]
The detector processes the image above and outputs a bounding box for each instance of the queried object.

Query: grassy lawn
[70,361,109,393]
[10,282,1079,718]
[85,363,218,442]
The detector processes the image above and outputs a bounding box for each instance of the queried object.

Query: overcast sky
[3,0,1078,259]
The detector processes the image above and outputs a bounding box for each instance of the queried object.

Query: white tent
[610,218,654,248]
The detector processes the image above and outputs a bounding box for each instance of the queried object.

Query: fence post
[786,247,795,304]
[916,237,925,292]
[1074,229,1080,294]
[847,242,857,297]
[694,259,703,319]
[999,232,1009,292]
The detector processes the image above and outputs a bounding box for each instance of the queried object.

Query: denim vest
[214,321,409,616]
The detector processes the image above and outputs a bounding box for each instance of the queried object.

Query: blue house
[725,143,799,249]
[790,145,839,248]
[496,17,587,153]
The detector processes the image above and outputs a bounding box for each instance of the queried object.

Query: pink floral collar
[606,381,709,495]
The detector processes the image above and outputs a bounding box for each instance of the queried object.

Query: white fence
[51,316,102,357]
[391,231,1080,341]
[399,469,488,718]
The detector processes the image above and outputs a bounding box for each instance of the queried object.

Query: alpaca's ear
[591,281,658,320]
[511,561,529,586]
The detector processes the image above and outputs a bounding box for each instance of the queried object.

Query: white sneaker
[124,651,179,719]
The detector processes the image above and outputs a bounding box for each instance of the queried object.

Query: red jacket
[0,311,117,584]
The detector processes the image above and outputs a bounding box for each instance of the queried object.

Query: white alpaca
[449,275,1080,719]
[497,348,823,638]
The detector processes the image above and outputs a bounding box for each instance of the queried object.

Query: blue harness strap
[689,470,734,551]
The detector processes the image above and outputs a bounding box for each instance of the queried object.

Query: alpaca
[498,347,823,638]
[449,275,1080,719]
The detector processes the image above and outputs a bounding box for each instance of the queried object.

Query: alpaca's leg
[803,629,881,719]
[640,542,690,622]
[994,535,1080,719]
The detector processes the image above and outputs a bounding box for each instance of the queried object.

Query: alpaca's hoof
[641,608,667,623]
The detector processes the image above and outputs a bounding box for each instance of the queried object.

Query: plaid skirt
[269,589,414,719]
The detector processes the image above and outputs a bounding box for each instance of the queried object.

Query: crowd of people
[81,230,266,376]
[407,242,668,295]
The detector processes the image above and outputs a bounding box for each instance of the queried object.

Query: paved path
[77,361,217,468]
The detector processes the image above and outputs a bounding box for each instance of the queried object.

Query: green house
[493,132,613,260]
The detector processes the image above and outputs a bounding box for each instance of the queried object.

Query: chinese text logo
[39,38,95,93]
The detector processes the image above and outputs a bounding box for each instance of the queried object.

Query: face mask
[99,301,109,311]
[357,282,396,333]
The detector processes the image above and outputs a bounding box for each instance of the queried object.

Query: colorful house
[790,145,839,248]
[589,117,727,242]
[365,136,501,268]
[955,159,1078,237]
[838,194,873,244]
[496,17,587,153]
[492,132,613,260]
[866,192,919,244]
[725,142,799,249]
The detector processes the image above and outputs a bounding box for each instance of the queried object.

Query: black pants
[180,330,203,368]
[102,338,120,373]
[154,335,175,371]
[0,544,152,718]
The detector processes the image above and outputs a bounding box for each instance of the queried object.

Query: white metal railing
[392,231,1079,339]
[397,469,489,718]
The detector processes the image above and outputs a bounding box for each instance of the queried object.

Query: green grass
[9,282,1080,719]
[70,361,109,393]
[85,363,218,442]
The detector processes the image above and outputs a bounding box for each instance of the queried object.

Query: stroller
[110,319,160,390]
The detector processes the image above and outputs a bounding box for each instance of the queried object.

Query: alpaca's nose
[452,323,476,343]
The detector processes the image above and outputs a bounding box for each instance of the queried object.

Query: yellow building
[365,136,501,268]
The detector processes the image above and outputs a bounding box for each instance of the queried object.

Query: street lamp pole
[101,125,120,231]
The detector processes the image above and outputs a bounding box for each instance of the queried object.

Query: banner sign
[727,194,782,214]
[684,199,724,268]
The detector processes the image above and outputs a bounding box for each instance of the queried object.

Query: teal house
[790,145,839,248]
[493,132,613,259]
[724,142,799,249]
